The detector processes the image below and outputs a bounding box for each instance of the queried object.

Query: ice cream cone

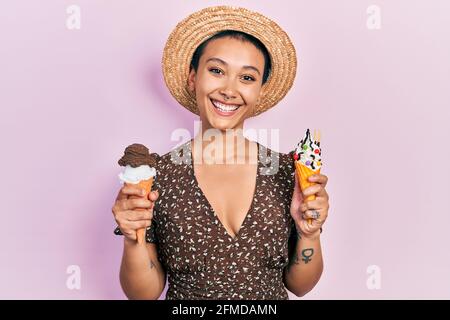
[295,162,320,225]
[118,143,158,245]
[293,128,322,226]
[295,161,321,202]
[126,177,153,245]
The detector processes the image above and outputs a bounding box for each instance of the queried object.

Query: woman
[112,6,329,300]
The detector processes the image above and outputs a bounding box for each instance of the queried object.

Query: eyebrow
[205,57,261,76]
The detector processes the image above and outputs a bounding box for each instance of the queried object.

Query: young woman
[112,6,330,300]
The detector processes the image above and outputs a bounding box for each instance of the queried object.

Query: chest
[193,164,258,237]
[154,156,293,274]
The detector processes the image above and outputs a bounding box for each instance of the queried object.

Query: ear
[188,68,196,93]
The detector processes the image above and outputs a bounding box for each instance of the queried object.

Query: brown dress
[116,139,297,299]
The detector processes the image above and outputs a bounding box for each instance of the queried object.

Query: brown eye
[242,75,256,82]
[209,68,223,75]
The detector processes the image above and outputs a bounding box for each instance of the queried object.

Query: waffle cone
[295,162,320,225]
[126,177,154,245]
[295,161,321,202]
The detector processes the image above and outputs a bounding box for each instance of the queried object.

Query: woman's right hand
[112,184,159,242]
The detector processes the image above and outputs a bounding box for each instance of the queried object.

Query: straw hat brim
[162,5,297,117]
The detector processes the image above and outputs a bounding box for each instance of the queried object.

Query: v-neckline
[188,139,261,242]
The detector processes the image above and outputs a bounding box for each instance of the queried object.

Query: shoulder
[258,143,295,180]
[152,140,192,189]
[258,143,295,208]
[156,140,191,169]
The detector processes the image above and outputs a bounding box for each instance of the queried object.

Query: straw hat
[162,5,297,117]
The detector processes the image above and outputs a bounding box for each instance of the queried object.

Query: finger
[122,185,147,198]
[303,209,325,220]
[300,219,321,234]
[304,208,328,222]
[127,220,152,230]
[299,199,324,212]
[308,174,328,187]
[317,187,329,199]
[111,203,121,217]
[123,198,152,210]
[118,221,140,239]
[122,229,137,240]
[303,199,325,210]
[148,190,159,202]
[116,187,128,201]
[300,203,307,213]
[303,184,327,198]
[125,209,152,221]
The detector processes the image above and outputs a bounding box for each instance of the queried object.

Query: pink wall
[1,0,449,299]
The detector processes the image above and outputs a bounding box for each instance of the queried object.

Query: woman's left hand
[290,173,329,239]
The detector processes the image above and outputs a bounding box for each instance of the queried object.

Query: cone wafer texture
[295,162,320,201]
[126,178,154,244]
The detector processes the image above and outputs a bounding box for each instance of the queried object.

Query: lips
[210,98,241,116]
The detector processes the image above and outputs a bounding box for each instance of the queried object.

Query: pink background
[1,0,449,299]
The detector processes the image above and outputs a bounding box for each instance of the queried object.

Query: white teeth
[211,99,240,112]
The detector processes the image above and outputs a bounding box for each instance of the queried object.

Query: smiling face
[188,37,266,131]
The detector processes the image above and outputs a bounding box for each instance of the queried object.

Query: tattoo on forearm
[301,248,314,264]
[290,248,315,268]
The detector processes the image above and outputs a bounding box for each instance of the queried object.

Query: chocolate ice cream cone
[118,143,158,245]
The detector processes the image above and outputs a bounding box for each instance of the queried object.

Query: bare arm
[120,240,166,300]
[285,172,329,297]
[112,184,165,300]
[283,229,323,297]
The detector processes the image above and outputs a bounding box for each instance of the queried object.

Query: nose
[219,79,238,101]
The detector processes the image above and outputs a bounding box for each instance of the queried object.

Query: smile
[210,98,241,116]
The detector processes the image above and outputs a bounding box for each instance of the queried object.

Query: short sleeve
[280,151,295,212]
[147,173,161,244]
[281,151,297,250]
[285,150,296,190]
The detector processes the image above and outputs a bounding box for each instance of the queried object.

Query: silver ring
[311,210,320,220]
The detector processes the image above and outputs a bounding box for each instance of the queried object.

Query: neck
[192,128,257,165]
